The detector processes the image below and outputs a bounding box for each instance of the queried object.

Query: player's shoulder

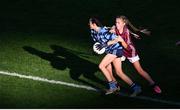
[100,26,109,32]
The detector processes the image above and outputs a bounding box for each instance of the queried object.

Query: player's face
[89,21,95,29]
[116,18,125,30]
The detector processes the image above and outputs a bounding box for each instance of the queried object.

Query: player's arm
[115,36,128,49]
[106,35,127,49]
[107,39,117,46]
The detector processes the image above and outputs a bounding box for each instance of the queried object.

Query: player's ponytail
[116,15,151,36]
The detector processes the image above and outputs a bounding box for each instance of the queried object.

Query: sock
[130,83,141,91]
[108,81,117,89]
[130,83,136,89]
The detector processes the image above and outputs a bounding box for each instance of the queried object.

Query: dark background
[0,0,179,38]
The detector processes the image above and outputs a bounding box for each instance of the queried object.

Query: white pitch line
[0,70,97,91]
[0,70,180,106]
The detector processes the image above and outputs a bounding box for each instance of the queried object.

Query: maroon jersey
[115,26,138,58]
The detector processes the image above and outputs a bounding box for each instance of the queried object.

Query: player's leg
[113,58,133,85]
[130,56,162,93]
[106,63,117,82]
[99,54,117,82]
[113,57,142,96]
[133,60,155,84]
[99,54,119,94]
[106,63,120,91]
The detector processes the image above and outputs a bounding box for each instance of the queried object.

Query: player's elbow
[124,45,128,49]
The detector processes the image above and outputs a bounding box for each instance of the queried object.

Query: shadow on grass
[23,45,106,90]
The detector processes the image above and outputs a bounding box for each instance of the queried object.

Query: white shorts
[127,55,140,63]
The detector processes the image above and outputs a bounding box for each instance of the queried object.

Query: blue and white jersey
[90,27,122,52]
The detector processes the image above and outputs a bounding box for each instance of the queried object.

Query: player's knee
[99,64,105,70]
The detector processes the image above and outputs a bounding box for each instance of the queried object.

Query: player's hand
[115,36,124,42]
[95,43,107,50]
[109,29,116,33]
[109,25,116,33]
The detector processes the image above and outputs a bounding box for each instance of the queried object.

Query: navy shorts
[106,49,123,58]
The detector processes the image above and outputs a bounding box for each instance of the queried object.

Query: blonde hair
[116,15,151,36]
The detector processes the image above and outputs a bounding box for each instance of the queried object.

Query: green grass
[0,32,180,108]
[0,0,180,108]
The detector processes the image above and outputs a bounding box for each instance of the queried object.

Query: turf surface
[0,0,180,108]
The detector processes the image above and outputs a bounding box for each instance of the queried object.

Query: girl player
[111,15,162,94]
[89,17,141,96]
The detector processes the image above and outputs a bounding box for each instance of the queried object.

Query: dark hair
[89,17,103,27]
[116,15,151,36]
